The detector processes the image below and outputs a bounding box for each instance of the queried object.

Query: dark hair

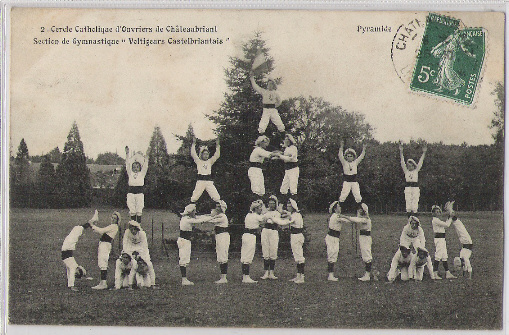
[399,245,410,252]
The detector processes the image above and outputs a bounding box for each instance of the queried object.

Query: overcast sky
[10,9,504,158]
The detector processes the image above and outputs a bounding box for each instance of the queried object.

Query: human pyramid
[60,55,474,290]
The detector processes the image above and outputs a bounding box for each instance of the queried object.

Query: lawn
[7,208,504,330]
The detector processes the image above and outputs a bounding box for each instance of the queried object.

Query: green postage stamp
[410,13,486,105]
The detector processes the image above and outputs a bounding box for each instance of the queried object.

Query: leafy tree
[11,138,32,207]
[95,152,125,165]
[489,82,504,210]
[55,122,92,207]
[49,147,62,163]
[14,138,31,186]
[144,126,173,208]
[36,154,57,207]
[490,82,504,144]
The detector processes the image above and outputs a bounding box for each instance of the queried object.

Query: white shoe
[445,271,457,279]
[242,276,257,284]
[294,275,305,284]
[328,274,339,282]
[89,210,99,224]
[433,271,442,280]
[182,278,194,286]
[358,273,370,282]
[70,286,79,292]
[289,276,298,282]
[268,271,278,280]
[92,281,108,290]
[260,271,270,280]
[215,277,228,284]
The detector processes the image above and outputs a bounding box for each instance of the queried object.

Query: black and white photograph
[3,4,505,334]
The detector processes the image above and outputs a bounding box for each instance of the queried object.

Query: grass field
[7,208,504,329]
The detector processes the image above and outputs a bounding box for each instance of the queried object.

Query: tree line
[11,35,504,220]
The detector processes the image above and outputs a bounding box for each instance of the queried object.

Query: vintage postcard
[4,6,505,335]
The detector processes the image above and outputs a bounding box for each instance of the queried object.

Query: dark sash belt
[462,244,473,250]
[244,228,258,235]
[344,174,357,182]
[263,104,276,108]
[214,226,229,234]
[100,234,113,243]
[61,250,73,260]
[327,229,341,238]
[128,186,144,194]
[249,162,264,169]
[434,233,446,238]
[284,162,299,170]
[406,182,419,187]
[290,227,304,234]
[197,174,213,181]
[359,230,371,236]
[180,230,193,240]
[264,223,278,230]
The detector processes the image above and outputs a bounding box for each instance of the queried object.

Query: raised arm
[356,144,367,163]
[210,138,220,164]
[416,145,427,171]
[338,140,346,165]
[125,146,132,174]
[249,72,264,94]
[140,154,149,175]
[399,143,407,172]
[190,137,199,162]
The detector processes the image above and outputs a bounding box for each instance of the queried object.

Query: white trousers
[127,193,144,215]
[359,235,372,263]
[191,180,221,203]
[290,233,305,264]
[241,233,257,264]
[404,187,420,212]
[248,167,265,196]
[258,107,285,134]
[177,237,192,266]
[215,232,230,264]
[400,235,423,250]
[460,248,473,272]
[63,256,79,287]
[434,238,448,261]
[98,241,112,270]
[280,167,299,195]
[339,181,362,202]
[325,234,340,263]
[261,228,279,260]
